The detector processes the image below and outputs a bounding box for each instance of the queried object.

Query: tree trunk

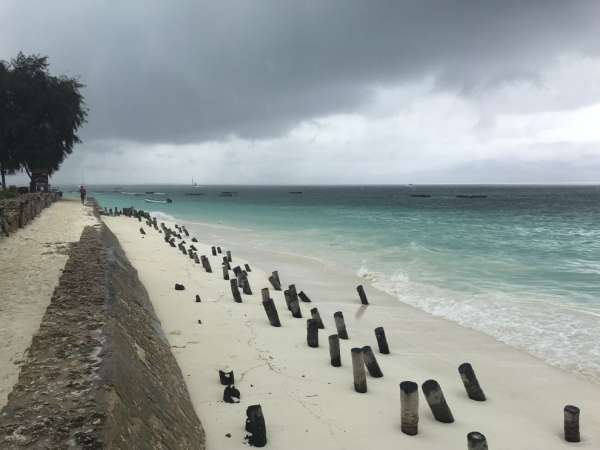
[0,163,5,191]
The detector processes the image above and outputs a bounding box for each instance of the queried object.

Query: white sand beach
[0,199,96,409]
[104,214,600,449]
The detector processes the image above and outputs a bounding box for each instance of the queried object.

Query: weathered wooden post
[211,246,216,256]
[245,404,267,447]
[362,346,383,378]
[400,381,419,435]
[298,291,312,303]
[241,276,252,295]
[223,385,241,403]
[356,285,369,305]
[244,263,252,272]
[288,284,299,303]
[195,294,201,303]
[467,431,488,450]
[307,319,319,347]
[226,250,232,262]
[269,274,282,291]
[289,297,302,318]
[422,379,454,423]
[217,246,222,253]
[230,279,242,303]
[283,290,292,310]
[272,270,281,285]
[261,287,270,303]
[262,298,281,327]
[310,307,325,329]
[139,227,146,235]
[194,253,200,264]
[222,265,229,280]
[329,334,341,367]
[219,369,234,385]
[458,363,486,401]
[564,405,580,443]
[374,327,389,354]
[334,311,349,339]
[223,256,230,270]
[351,348,367,393]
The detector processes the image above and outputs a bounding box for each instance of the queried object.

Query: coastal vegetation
[0,53,87,191]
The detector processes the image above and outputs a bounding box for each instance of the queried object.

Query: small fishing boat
[145,198,173,204]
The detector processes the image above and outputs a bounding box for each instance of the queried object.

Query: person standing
[79,185,87,204]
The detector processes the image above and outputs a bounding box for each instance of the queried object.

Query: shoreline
[103,210,600,449]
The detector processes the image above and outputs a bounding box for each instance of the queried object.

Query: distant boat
[145,198,173,204]
[456,195,487,199]
[410,194,431,198]
[191,179,203,188]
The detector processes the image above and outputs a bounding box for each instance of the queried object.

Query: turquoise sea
[72,185,600,381]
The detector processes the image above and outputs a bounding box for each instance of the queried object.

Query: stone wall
[0,223,205,449]
[0,192,60,238]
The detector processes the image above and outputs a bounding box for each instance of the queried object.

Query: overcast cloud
[2,0,600,184]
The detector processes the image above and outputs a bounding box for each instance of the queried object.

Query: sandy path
[0,199,97,408]
[104,215,600,450]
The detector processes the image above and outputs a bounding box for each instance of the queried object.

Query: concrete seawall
[0,223,205,449]
[0,193,60,238]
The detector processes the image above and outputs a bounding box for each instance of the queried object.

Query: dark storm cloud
[1,0,599,144]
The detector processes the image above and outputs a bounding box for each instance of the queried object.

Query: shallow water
[81,184,600,381]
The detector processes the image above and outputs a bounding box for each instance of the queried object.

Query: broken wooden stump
[245,404,267,447]
[230,279,242,303]
[422,379,454,423]
[289,297,302,318]
[356,285,369,305]
[374,326,389,354]
[329,334,341,367]
[400,381,419,436]
[262,297,281,327]
[310,307,325,329]
[226,250,232,262]
[564,405,580,443]
[458,363,486,401]
[219,369,234,385]
[174,283,185,291]
[268,274,281,291]
[222,265,229,280]
[467,431,488,450]
[223,385,241,403]
[362,346,383,378]
[334,311,349,339]
[195,294,201,303]
[298,291,312,303]
[211,246,217,256]
[307,319,319,348]
[244,263,251,272]
[351,348,367,393]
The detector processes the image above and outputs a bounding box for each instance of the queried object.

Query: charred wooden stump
[289,297,302,318]
[244,263,252,272]
[362,346,383,378]
[195,294,201,303]
[334,311,349,339]
[310,307,325,329]
[356,285,369,305]
[226,250,232,262]
[458,363,486,401]
[564,405,580,443]
[467,431,488,450]
[298,291,312,303]
[262,298,281,327]
[222,265,229,280]
[219,369,234,385]
[328,334,341,367]
[230,279,242,303]
[174,283,185,291]
[422,379,454,423]
[307,319,319,347]
[245,404,267,447]
[374,326,389,354]
[223,385,241,403]
[269,274,281,291]
[211,246,217,256]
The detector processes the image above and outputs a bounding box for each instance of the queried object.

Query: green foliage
[0,52,87,189]
[0,186,17,199]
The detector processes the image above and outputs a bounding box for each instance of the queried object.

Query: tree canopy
[0,53,87,190]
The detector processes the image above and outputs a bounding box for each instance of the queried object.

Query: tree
[0,53,87,190]
[0,60,18,190]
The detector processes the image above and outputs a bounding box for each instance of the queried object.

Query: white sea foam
[357,264,600,383]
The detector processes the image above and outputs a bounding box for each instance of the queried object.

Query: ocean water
[76,185,600,381]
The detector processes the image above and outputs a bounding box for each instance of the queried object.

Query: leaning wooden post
[261,287,270,303]
[356,285,369,305]
[244,263,252,272]
[329,334,341,367]
[564,405,580,443]
[262,298,281,327]
[310,307,325,329]
[245,404,267,447]
[241,276,252,295]
[422,379,454,423]
[269,274,282,291]
[272,270,281,285]
[307,319,319,347]
[374,327,390,354]
[211,246,217,256]
[298,291,312,303]
[400,381,419,435]
[283,290,293,311]
[222,265,229,280]
[288,284,299,303]
[223,256,231,270]
[230,279,242,303]
[289,297,303,318]
[458,363,486,401]
[334,311,349,339]
[226,250,232,262]
[362,346,383,377]
[194,254,200,265]
[467,431,488,450]
[351,348,367,393]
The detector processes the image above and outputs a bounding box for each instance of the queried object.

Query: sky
[2,0,600,185]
